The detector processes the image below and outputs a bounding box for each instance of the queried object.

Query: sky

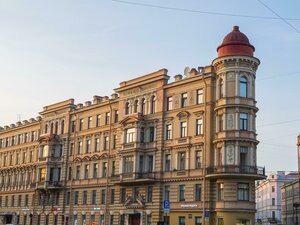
[0,0,300,172]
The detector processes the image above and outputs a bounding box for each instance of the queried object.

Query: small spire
[233,26,239,31]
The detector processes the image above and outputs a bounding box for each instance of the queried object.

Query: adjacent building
[0,26,265,225]
[281,180,299,225]
[256,171,297,224]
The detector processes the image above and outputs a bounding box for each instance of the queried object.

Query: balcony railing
[110,172,155,184]
[206,165,265,176]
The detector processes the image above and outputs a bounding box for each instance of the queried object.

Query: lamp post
[294,203,299,225]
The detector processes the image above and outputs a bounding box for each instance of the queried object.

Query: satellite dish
[184,67,190,77]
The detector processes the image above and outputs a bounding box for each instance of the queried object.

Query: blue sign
[205,210,209,221]
[163,200,170,213]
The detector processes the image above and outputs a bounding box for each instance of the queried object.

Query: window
[88,116,92,129]
[74,191,79,204]
[79,119,84,131]
[11,195,15,206]
[195,217,202,225]
[141,98,146,114]
[237,183,249,201]
[77,141,82,154]
[195,184,202,201]
[71,121,75,132]
[181,93,187,107]
[218,183,224,200]
[102,162,107,177]
[164,186,170,201]
[146,215,152,225]
[217,218,224,225]
[55,122,58,134]
[112,161,116,175]
[73,215,77,225]
[125,102,130,115]
[24,194,29,206]
[105,112,110,125]
[239,113,248,130]
[195,151,202,169]
[18,195,21,207]
[240,76,247,97]
[197,89,203,104]
[180,122,187,138]
[101,189,106,204]
[91,190,97,204]
[66,192,70,205]
[196,118,203,135]
[166,124,172,140]
[22,151,26,163]
[125,128,135,143]
[61,120,65,134]
[84,165,89,179]
[68,167,72,180]
[110,189,115,204]
[112,135,117,149]
[167,97,173,111]
[150,96,156,113]
[95,138,100,152]
[179,216,186,225]
[272,198,275,206]
[81,215,86,225]
[109,215,114,225]
[272,186,275,192]
[103,136,109,150]
[76,166,80,180]
[165,154,171,172]
[219,79,224,98]
[178,152,185,170]
[5,196,8,207]
[133,100,138,113]
[179,185,185,201]
[69,143,74,156]
[120,188,126,203]
[82,191,87,204]
[96,114,101,127]
[149,127,155,142]
[124,156,134,173]
[86,140,91,153]
[133,187,139,201]
[93,163,98,178]
[147,186,153,202]
[140,127,145,143]
[114,110,119,123]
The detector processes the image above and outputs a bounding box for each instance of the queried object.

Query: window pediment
[176,111,190,120]
[119,114,144,126]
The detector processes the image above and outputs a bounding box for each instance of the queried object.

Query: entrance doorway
[4,215,13,224]
[129,213,140,225]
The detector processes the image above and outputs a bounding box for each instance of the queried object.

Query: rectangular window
[76,166,80,180]
[124,156,134,173]
[167,97,173,111]
[133,187,139,202]
[140,127,145,143]
[197,89,203,104]
[180,122,187,138]
[125,128,135,143]
[94,138,100,152]
[77,141,82,154]
[96,114,101,127]
[178,152,186,171]
[272,197,275,206]
[146,215,152,225]
[82,191,87,204]
[86,140,91,153]
[195,151,202,169]
[166,124,172,140]
[195,217,202,225]
[149,127,155,142]
[79,119,84,131]
[114,110,119,123]
[18,195,21,207]
[148,155,153,172]
[147,186,153,202]
[84,165,89,179]
[196,118,203,135]
[179,216,186,225]
[164,186,170,201]
[93,163,98,179]
[181,93,187,108]
[112,134,117,149]
[71,121,75,132]
[24,194,29,206]
[239,113,248,131]
[92,190,97,204]
[112,161,116,175]
[110,189,115,204]
[105,112,110,125]
[81,215,86,225]
[66,192,70,205]
[11,195,15,207]
[88,116,92,129]
[272,186,275,192]
[120,188,126,203]
[237,183,249,201]
[195,184,202,201]
[165,154,171,172]
[69,143,74,156]
[74,191,79,205]
[179,185,185,201]
[101,189,106,204]
[103,136,109,150]
[102,162,107,177]
[218,183,224,200]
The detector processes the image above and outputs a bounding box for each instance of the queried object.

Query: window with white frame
[178,152,186,170]
[197,89,203,104]
[180,122,187,138]
[239,113,248,131]
[166,124,172,140]
[196,118,203,135]
[167,97,173,111]
[195,151,202,169]
[237,183,249,201]
[239,76,247,97]
[125,128,135,143]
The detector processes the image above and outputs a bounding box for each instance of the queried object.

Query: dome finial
[233,26,239,31]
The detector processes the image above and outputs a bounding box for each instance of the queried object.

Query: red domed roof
[217,26,255,57]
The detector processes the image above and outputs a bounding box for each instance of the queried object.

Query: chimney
[93,95,103,104]
[174,74,183,81]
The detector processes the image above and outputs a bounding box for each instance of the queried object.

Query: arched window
[125,102,130,115]
[55,122,58,134]
[219,79,224,98]
[150,96,156,114]
[239,76,247,97]
[45,124,48,134]
[133,100,138,113]
[61,120,65,134]
[50,123,54,134]
[141,98,146,115]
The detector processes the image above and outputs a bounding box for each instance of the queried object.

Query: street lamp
[293,203,299,225]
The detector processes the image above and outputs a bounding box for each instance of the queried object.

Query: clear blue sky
[1,0,300,171]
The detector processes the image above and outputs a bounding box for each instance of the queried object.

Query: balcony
[110,172,155,185]
[35,181,63,190]
[206,165,265,179]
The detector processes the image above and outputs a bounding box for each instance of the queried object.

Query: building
[0,26,265,225]
[255,171,297,224]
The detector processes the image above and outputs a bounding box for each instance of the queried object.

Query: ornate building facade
[0,26,265,225]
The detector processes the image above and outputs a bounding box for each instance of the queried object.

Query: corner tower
[209,26,265,224]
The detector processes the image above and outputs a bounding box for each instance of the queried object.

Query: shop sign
[180,204,198,208]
